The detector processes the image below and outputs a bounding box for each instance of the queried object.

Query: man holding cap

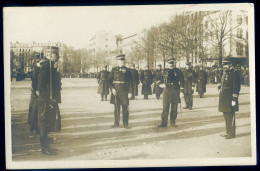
[218,58,240,139]
[183,62,196,110]
[108,54,133,128]
[157,57,184,128]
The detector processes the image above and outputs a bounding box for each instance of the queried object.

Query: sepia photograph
[4,3,256,169]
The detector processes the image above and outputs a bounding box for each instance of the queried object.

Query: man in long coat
[28,53,41,132]
[97,65,110,101]
[130,63,139,100]
[157,58,184,127]
[140,65,153,99]
[153,64,163,99]
[218,58,240,139]
[108,54,133,128]
[196,65,207,98]
[37,46,62,155]
[182,62,196,110]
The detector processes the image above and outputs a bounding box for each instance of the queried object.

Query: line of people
[98,54,241,140]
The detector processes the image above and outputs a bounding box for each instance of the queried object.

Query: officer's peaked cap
[116,54,125,60]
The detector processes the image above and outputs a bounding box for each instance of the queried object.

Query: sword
[114,93,120,124]
[231,106,236,137]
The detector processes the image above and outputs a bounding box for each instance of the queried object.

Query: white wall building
[202,10,248,66]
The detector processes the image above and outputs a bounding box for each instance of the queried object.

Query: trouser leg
[105,95,107,100]
[170,103,178,124]
[122,104,129,127]
[101,94,104,101]
[161,95,170,126]
[223,112,232,136]
[114,104,120,125]
[184,93,189,107]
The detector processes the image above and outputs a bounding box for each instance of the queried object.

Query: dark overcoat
[141,70,153,95]
[153,69,163,95]
[97,70,110,95]
[28,66,40,132]
[196,69,207,93]
[38,59,62,132]
[183,68,196,94]
[219,68,240,112]
[130,69,139,96]
[108,66,133,105]
[161,68,184,104]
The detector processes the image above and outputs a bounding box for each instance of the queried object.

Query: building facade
[10,41,65,73]
[202,10,248,66]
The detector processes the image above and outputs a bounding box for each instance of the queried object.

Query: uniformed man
[140,65,153,99]
[37,46,62,155]
[153,64,163,99]
[28,52,41,132]
[97,65,110,101]
[157,58,184,127]
[196,64,207,98]
[108,54,133,128]
[130,63,139,100]
[183,62,196,110]
[218,58,240,139]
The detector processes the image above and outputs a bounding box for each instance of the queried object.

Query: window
[237,28,243,38]
[236,42,243,55]
[237,15,242,24]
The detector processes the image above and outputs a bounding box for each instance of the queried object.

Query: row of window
[204,15,248,29]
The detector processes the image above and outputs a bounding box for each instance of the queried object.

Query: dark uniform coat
[161,68,184,103]
[28,66,40,132]
[97,70,110,95]
[38,59,62,132]
[140,70,153,95]
[130,68,139,96]
[153,69,163,95]
[196,69,207,93]
[219,68,240,112]
[108,66,133,105]
[183,68,196,94]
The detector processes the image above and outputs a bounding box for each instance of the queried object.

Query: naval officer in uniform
[108,54,133,128]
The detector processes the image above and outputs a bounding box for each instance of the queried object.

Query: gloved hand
[128,93,132,99]
[112,88,117,96]
[159,84,165,88]
[232,101,236,106]
[36,91,39,96]
[180,93,184,98]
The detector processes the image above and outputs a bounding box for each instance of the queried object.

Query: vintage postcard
[4,3,255,169]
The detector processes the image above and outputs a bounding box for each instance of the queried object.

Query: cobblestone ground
[9,78,252,162]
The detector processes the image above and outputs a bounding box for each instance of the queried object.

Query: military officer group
[27,46,243,155]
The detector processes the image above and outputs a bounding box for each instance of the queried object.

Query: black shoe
[41,148,57,155]
[101,99,103,101]
[220,133,228,137]
[183,107,188,109]
[225,135,235,139]
[171,123,177,127]
[157,124,167,128]
[124,125,129,129]
[48,146,58,152]
[111,124,119,128]
[189,107,192,110]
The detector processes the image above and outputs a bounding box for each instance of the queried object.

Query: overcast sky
[4,4,250,49]
[4,5,198,48]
